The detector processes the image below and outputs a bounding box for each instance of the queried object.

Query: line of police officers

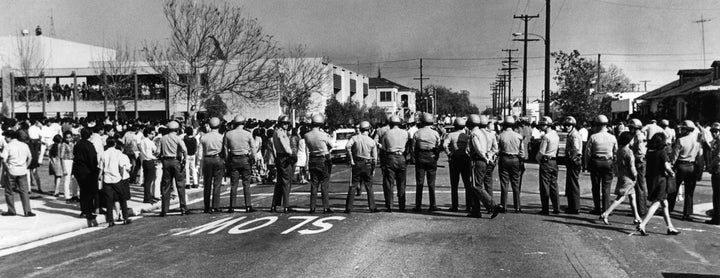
[154,112,719,226]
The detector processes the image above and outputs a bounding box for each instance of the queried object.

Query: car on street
[330,128,356,162]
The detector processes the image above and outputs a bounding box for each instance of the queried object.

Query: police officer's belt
[161,157,177,160]
[387,151,404,155]
[500,153,520,157]
[310,154,327,158]
[592,156,612,160]
[677,160,694,164]
[204,154,220,158]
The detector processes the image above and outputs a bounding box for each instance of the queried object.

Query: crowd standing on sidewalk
[0,113,718,235]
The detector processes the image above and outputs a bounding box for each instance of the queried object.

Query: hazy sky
[2,0,719,109]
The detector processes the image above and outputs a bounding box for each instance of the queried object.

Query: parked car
[330,128,356,161]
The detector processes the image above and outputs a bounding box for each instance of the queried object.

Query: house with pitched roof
[366,75,417,121]
[636,61,720,122]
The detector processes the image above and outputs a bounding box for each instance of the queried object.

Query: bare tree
[143,0,279,122]
[276,45,330,118]
[92,41,137,119]
[15,32,47,118]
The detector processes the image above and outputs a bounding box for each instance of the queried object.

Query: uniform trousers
[346,158,376,211]
[414,151,437,208]
[272,154,293,208]
[564,159,581,212]
[668,162,696,216]
[102,180,129,223]
[710,170,720,223]
[76,172,99,219]
[449,153,472,210]
[160,158,187,213]
[499,155,522,210]
[590,158,614,212]
[202,156,224,210]
[308,156,331,210]
[4,173,32,215]
[383,153,407,210]
[141,160,157,203]
[633,158,648,215]
[539,158,559,212]
[470,160,496,214]
[484,159,496,199]
[229,155,252,208]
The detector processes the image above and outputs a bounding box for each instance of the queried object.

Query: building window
[363,83,369,97]
[401,94,408,108]
[350,79,357,95]
[380,91,392,102]
[333,74,342,94]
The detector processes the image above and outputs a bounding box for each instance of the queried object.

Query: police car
[330,128,356,161]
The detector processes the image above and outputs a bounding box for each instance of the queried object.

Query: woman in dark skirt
[637,133,680,236]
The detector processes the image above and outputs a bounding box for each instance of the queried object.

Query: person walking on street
[599,132,642,226]
[271,115,295,213]
[99,138,133,226]
[706,122,720,225]
[183,126,199,188]
[224,116,257,213]
[586,115,617,215]
[412,113,442,212]
[380,116,409,212]
[467,114,503,219]
[443,118,472,212]
[345,121,378,213]
[73,128,99,226]
[563,116,582,214]
[158,121,190,216]
[668,120,701,221]
[201,117,225,213]
[536,117,560,215]
[304,115,334,214]
[1,130,36,217]
[637,133,680,236]
[628,119,648,216]
[497,116,524,213]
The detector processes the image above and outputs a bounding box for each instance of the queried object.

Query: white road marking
[25,248,113,277]
[667,238,709,264]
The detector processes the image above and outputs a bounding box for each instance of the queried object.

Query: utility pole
[513,14,539,117]
[501,49,518,116]
[694,15,712,66]
[596,54,601,94]
[498,74,509,117]
[490,82,497,117]
[413,58,429,113]
[639,80,650,92]
[544,0,551,116]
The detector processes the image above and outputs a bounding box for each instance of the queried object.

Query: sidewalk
[0,180,205,250]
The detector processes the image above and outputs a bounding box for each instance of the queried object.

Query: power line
[550,0,567,29]
[592,0,720,11]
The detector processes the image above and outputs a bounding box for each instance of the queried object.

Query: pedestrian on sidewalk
[707,122,720,225]
[637,133,680,236]
[59,131,78,203]
[49,135,64,197]
[599,132,642,226]
[73,128,100,227]
[99,138,132,226]
[1,130,36,217]
[138,127,159,203]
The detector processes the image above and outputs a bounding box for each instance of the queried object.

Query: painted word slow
[172,216,346,236]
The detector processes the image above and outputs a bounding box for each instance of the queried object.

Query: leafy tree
[551,50,630,124]
[325,98,390,127]
[417,85,479,116]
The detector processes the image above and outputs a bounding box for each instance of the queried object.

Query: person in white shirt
[1,130,36,217]
[578,122,589,172]
[39,120,58,164]
[99,138,132,226]
[139,127,159,203]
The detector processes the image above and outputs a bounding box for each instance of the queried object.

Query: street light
[513,31,550,117]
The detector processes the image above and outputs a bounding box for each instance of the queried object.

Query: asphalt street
[1,161,719,278]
